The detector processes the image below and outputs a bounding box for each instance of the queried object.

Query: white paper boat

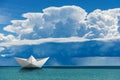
[15,55,49,68]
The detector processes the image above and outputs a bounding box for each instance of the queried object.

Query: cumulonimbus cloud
[0,6,120,42]
[3,5,120,41]
[4,6,87,39]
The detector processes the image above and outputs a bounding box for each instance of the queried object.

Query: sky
[0,0,120,66]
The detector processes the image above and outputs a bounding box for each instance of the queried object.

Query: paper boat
[15,55,49,68]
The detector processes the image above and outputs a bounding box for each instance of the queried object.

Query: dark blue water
[0,67,120,80]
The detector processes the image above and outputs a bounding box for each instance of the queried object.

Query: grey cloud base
[1,40,120,66]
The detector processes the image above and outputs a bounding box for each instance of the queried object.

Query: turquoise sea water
[0,67,120,80]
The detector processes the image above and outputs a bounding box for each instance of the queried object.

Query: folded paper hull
[15,56,49,68]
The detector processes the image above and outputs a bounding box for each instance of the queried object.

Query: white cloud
[2,5,120,43]
[4,5,87,39]
[42,6,86,23]
[0,36,119,49]
[0,37,89,47]
[0,33,18,42]
[85,9,120,39]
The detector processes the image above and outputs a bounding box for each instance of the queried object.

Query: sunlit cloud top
[1,5,120,42]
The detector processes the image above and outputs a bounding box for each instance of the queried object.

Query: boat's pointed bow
[46,57,49,61]
[36,57,49,68]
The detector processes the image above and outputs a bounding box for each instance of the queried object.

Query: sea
[0,67,120,80]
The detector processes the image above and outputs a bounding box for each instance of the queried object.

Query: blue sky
[0,0,120,66]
